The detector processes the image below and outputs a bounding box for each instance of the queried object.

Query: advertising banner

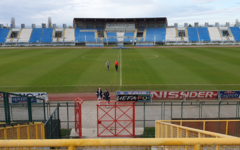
[10,92,49,103]
[151,91,218,99]
[11,97,37,103]
[116,94,151,102]
[0,93,3,101]
[220,91,240,98]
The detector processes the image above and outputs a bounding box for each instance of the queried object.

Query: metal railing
[1,138,240,150]
[44,105,61,139]
[0,122,45,139]
[0,91,46,125]
[155,120,237,138]
[157,120,240,137]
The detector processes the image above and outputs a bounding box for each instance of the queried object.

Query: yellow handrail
[1,138,240,147]
[155,121,236,138]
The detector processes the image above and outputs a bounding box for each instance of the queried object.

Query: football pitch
[0,47,240,93]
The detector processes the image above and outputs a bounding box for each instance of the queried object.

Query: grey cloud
[0,0,238,26]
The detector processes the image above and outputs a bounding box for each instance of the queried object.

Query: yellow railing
[155,120,240,138]
[158,120,240,136]
[0,122,45,140]
[1,139,240,150]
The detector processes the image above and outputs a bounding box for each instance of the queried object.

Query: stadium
[1,14,240,150]
[0,17,240,46]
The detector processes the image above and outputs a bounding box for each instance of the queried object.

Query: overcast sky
[0,0,239,26]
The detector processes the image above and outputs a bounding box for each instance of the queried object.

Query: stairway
[138,37,141,42]
[226,36,230,41]
[100,37,103,42]
[52,29,55,38]
[134,28,137,38]
[143,29,147,38]
[228,27,233,37]
[7,29,11,38]
[63,29,65,37]
[17,29,22,38]
[95,30,98,38]
[175,28,178,37]
[104,30,107,38]
[218,28,223,37]
[185,28,188,37]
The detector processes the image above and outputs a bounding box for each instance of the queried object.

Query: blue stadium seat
[85,32,96,42]
[198,27,211,42]
[187,28,199,42]
[108,38,118,42]
[123,38,133,42]
[103,38,108,43]
[29,29,43,43]
[107,32,117,37]
[41,28,53,43]
[145,28,155,42]
[75,29,85,42]
[124,32,134,37]
[230,27,240,41]
[96,38,101,42]
[0,29,10,43]
[155,28,166,42]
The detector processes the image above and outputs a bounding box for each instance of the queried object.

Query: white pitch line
[120,48,122,86]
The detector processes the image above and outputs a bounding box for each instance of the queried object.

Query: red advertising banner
[0,93,3,100]
[151,91,218,99]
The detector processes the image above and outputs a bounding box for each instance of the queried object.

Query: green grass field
[1,47,240,93]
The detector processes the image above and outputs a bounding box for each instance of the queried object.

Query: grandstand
[0,17,240,46]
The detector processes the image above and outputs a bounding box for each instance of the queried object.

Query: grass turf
[0,47,240,93]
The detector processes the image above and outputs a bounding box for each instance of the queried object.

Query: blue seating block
[41,28,53,43]
[29,29,43,43]
[0,29,10,43]
[124,32,134,37]
[187,28,199,42]
[107,32,117,37]
[145,28,155,42]
[198,27,211,42]
[86,32,96,42]
[156,28,166,42]
[75,29,85,42]
[230,27,240,41]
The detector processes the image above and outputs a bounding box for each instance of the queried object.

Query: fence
[155,120,237,138]
[2,100,240,138]
[0,91,46,125]
[97,101,135,138]
[135,101,240,137]
[0,122,45,139]
[158,120,240,137]
[1,138,240,150]
[74,97,84,138]
[44,105,61,139]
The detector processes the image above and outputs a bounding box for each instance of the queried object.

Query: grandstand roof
[73,17,167,23]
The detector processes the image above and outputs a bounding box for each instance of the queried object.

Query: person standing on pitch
[106,60,110,71]
[103,89,110,109]
[115,60,119,72]
[96,86,103,103]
